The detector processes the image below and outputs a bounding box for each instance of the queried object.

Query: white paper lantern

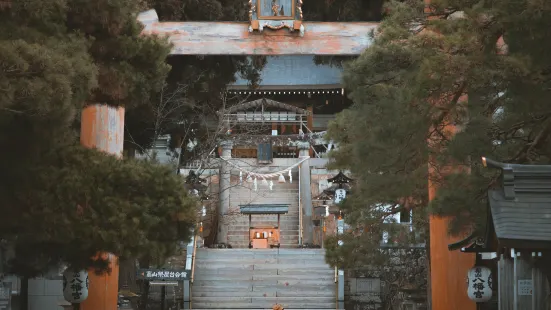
[63,269,89,303]
[334,188,347,204]
[467,266,492,302]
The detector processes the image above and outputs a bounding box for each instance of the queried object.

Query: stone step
[193,279,335,287]
[195,258,326,264]
[193,291,277,298]
[191,309,331,310]
[192,283,334,292]
[195,249,327,257]
[192,296,334,303]
[195,264,332,271]
[194,269,279,275]
[230,196,299,200]
[192,301,335,309]
[228,225,300,229]
[227,229,300,235]
[225,244,301,249]
[227,225,300,230]
[194,274,335,281]
[226,237,300,243]
[192,290,334,298]
[196,256,329,267]
[229,197,298,202]
[228,218,300,223]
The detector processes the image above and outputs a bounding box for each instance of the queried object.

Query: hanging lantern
[334,188,347,204]
[63,269,89,303]
[288,170,293,183]
[467,266,493,302]
[278,174,286,183]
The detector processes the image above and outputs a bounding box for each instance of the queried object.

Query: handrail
[298,166,303,245]
[189,227,200,309]
[335,272,339,310]
[190,228,199,284]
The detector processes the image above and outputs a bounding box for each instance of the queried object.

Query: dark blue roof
[229,56,343,89]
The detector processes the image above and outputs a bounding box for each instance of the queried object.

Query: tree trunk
[20,276,28,310]
[138,256,151,310]
[118,258,139,292]
[138,281,150,310]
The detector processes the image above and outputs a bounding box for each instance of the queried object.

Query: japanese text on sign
[0,282,11,310]
[137,269,190,280]
[518,279,533,296]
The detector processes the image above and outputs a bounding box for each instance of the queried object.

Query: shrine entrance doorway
[240,204,289,249]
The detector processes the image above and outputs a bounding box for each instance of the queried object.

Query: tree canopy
[0,0,195,276]
[325,0,551,268]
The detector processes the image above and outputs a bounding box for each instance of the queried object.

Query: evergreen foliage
[0,0,195,276]
[325,0,551,269]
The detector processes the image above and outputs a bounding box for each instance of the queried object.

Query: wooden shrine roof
[138,10,378,55]
[484,157,551,249]
[224,98,310,115]
[228,56,343,89]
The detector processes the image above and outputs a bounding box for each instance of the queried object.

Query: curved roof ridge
[224,98,310,115]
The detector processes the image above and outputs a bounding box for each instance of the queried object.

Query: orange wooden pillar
[429,175,476,310]
[423,2,475,308]
[80,104,124,310]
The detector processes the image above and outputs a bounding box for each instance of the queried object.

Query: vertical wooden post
[498,253,514,310]
[513,250,532,310]
[306,106,313,158]
[79,104,124,310]
[531,254,549,310]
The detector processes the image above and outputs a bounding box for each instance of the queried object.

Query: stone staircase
[191,248,336,309]
[226,172,299,248]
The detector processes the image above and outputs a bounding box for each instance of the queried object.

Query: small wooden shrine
[240,204,289,249]
[449,157,551,309]
[248,0,305,36]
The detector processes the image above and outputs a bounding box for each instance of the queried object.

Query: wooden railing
[188,228,200,309]
[190,230,199,284]
[298,167,303,245]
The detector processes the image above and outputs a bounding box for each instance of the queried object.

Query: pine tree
[0,0,196,276]
[324,0,551,275]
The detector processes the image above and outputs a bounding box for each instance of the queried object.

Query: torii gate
[78,1,473,309]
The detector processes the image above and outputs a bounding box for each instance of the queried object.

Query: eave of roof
[240,204,290,214]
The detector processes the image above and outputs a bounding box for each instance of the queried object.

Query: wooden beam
[138,10,378,55]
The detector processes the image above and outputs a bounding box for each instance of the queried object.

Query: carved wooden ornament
[249,0,304,36]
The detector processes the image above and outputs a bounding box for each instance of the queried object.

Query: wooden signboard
[0,282,11,310]
[137,269,190,281]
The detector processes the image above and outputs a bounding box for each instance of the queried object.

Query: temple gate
[81,1,475,309]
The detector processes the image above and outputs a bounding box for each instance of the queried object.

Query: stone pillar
[80,105,124,310]
[298,142,313,245]
[218,141,233,244]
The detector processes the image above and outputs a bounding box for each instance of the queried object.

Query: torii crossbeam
[137,10,378,55]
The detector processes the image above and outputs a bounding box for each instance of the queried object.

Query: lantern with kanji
[63,269,89,303]
[327,171,352,204]
[467,266,492,302]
